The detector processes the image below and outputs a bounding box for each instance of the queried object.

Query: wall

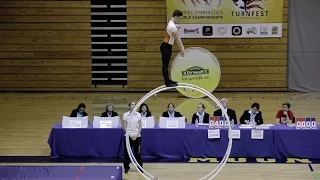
[0,0,92,91]
[127,0,288,91]
[0,0,288,92]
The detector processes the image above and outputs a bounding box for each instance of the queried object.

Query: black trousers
[160,42,173,84]
[123,136,143,170]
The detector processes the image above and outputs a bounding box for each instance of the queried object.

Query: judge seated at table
[101,103,118,117]
[240,103,263,125]
[213,98,237,124]
[191,103,209,124]
[276,102,294,124]
[70,103,88,117]
[162,103,186,122]
[139,103,152,117]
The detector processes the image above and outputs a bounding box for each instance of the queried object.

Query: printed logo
[231,0,269,18]
[260,26,268,35]
[182,66,209,76]
[246,27,257,34]
[232,0,263,10]
[202,26,213,36]
[180,0,222,7]
[184,28,200,34]
[232,26,242,36]
[171,48,220,98]
[217,27,227,35]
[272,26,278,35]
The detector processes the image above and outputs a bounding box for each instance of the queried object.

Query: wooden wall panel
[127,0,288,91]
[0,0,91,91]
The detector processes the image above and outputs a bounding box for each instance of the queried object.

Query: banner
[171,47,221,98]
[177,23,282,38]
[166,0,284,38]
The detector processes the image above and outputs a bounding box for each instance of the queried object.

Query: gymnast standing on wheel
[160,10,185,87]
[122,101,143,174]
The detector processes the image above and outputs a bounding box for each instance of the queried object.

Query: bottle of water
[195,119,199,127]
[231,119,234,128]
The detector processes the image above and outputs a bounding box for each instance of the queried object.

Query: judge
[240,103,263,125]
[276,102,294,124]
[101,103,118,117]
[162,103,183,117]
[191,103,210,124]
[70,103,87,117]
[213,98,237,124]
[139,103,152,117]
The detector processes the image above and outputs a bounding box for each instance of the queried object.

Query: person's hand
[281,117,286,124]
[283,111,288,116]
[180,49,184,57]
[131,134,137,141]
[244,120,249,124]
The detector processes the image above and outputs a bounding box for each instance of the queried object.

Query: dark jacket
[191,112,210,124]
[162,111,187,122]
[162,111,183,117]
[240,110,263,125]
[70,109,88,117]
[213,108,237,124]
[101,111,118,117]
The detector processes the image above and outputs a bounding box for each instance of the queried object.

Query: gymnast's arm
[122,114,128,132]
[138,119,142,136]
[170,28,184,55]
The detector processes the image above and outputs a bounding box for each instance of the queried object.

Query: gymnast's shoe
[170,80,178,84]
[124,167,130,174]
[165,80,178,87]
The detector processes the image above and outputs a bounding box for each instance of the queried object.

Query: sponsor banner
[166,0,284,24]
[177,23,282,38]
[166,0,283,38]
[188,157,314,164]
[46,157,320,164]
[171,47,221,98]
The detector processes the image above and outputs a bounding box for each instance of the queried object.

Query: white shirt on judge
[248,109,257,125]
[196,112,204,123]
[123,111,142,137]
[168,111,175,118]
[141,112,147,117]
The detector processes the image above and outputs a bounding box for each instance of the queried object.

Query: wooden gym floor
[0,92,319,179]
[0,163,317,180]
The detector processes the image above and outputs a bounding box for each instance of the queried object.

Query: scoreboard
[296,117,317,129]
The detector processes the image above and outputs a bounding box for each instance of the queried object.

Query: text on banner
[141,120,147,128]
[228,129,241,139]
[70,120,81,128]
[100,120,112,128]
[166,121,179,128]
[251,129,264,139]
[208,129,220,139]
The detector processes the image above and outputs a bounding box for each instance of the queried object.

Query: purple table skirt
[48,124,276,160]
[273,124,320,159]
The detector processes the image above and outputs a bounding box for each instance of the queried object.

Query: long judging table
[48,124,320,160]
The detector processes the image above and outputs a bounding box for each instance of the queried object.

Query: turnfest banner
[166,0,284,38]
